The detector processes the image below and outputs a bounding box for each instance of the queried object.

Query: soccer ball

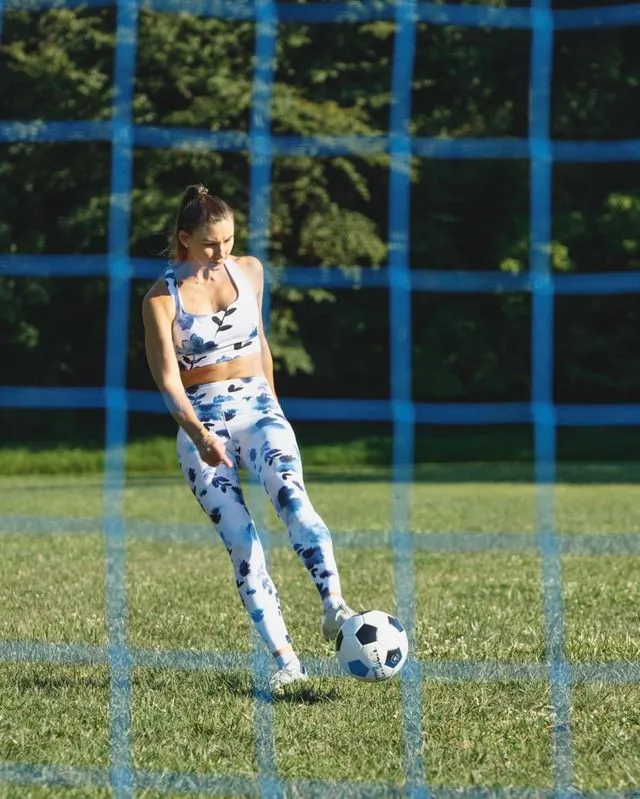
[335,610,408,681]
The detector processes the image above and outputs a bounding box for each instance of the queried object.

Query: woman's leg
[231,393,352,634]
[177,426,296,662]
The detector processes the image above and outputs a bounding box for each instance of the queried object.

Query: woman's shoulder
[234,254,263,275]
[233,254,264,293]
[142,273,173,311]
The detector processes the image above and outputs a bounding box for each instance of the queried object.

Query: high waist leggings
[177,376,342,655]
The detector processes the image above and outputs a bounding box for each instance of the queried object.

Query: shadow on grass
[209,670,340,704]
[267,682,341,705]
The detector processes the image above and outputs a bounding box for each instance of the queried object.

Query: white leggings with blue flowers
[177,376,342,656]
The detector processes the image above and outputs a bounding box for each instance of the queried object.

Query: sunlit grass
[1,464,639,793]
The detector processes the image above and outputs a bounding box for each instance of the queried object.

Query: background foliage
[0,5,638,435]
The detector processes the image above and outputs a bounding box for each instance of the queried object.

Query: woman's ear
[178,231,190,249]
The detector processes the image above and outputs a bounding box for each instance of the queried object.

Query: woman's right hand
[195,432,234,468]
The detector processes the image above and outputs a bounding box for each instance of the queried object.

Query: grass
[422,681,553,786]
[572,683,640,791]
[413,553,546,662]
[274,678,406,785]
[0,535,106,645]
[132,669,257,775]
[563,555,640,662]
[0,664,110,767]
[0,455,640,795]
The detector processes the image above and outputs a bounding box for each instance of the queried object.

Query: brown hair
[169,183,234,261]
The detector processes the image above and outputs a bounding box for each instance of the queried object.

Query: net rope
[1,1,640,796]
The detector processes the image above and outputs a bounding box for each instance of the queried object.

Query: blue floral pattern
[176,376,342,658]
[164,260,262,372]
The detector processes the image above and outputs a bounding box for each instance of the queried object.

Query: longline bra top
[164,258,262,371]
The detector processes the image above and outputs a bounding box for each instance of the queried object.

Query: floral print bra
[165,258,261,371]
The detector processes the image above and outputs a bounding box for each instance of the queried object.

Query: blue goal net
[1,1,640,797]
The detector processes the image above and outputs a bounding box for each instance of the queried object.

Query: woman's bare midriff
[180,353,264,388]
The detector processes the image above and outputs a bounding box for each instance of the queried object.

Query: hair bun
[198,185,209,195]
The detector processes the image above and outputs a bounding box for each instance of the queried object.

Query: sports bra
[164,257,261,371]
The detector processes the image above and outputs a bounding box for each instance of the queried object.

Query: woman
[142,183,354,693]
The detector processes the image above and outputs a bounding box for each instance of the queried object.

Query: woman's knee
[226,523,267,570]
[276,486,325,530]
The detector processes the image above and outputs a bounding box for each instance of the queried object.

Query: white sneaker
[268,660,309,695]
[322,601,356,641]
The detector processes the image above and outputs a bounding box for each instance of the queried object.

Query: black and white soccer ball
[335,610,408,681]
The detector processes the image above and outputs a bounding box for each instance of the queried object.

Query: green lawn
[0,462,639,795]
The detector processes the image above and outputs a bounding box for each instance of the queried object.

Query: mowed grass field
[0,459,639,796]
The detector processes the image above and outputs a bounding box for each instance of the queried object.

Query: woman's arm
[142,283,232,468]
[238,256,276,396]
[259,330,276,397]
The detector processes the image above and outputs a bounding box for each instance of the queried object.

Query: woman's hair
[169,183,234,261]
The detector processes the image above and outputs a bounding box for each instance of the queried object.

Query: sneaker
[268,660,309,695]
[322,601,356,641]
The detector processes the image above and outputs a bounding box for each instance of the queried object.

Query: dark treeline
[1,4,639,412]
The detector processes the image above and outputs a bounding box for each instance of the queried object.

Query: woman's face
[180,217,235,268]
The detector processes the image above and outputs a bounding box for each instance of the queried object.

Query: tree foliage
[0,5,638,406]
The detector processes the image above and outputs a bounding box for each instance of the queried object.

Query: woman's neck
[176,259,226,284]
